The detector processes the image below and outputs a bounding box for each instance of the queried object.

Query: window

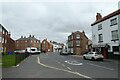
[68,36,70,40]
[68,41,73,47]
[2,38,4,43]
[76,40,80,46]
[0,37,1,42]
[98,24,102,30]
[71,35,73,39]
[111,30,118,41]
[3,30,5,34]
[43,41,45,44]
[37,41,39,43]
[0,27,2,32]
[110,18,117,26]
[76,34,80,39]
[98,34,103,42]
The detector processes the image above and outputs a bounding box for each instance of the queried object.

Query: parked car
[25,47,41,54]
[14,50,25,54]
[59,49,69,55]
[83,52,103,61]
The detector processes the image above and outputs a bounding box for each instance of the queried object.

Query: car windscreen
[62,49,67,52]
[96,52,102,54]
[31,49,36,51]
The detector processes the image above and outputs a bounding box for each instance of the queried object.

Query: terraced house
[0,24,15,54]
[15,35,41,50]
[91,9,120,59]
[41,39,53,53]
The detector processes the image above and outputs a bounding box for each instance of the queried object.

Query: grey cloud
[2,2,118,43]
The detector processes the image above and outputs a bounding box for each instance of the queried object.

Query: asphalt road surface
[2,52,119,80]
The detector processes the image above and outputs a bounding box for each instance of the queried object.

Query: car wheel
[92,57,95,60]
[83,56,86,60]
[101,58,103,61]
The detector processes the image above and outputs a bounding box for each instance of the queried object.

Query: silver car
[83,52,103,61]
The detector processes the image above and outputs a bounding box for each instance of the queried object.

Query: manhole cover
[65,60,83,65]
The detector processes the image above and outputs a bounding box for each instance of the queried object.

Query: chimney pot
[96,13,102,21]
[21,36,23,38]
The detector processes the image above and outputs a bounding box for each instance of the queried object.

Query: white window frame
[76,40,80,46]
[111,30,119,41]
[98,34,103,42]
[98,24,102,30]
[76,34,80,39]
[110,18,117,26]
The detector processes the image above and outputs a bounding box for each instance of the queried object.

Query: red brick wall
[68,31,88,55]
[41,39,53,53]
[6,35,15,52]
[16,39,40,50]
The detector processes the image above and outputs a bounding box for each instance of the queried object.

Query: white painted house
[50,41,63,52]
[91,9,120,58]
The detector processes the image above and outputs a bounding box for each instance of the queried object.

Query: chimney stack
[82,30,85,35]
[29,35,31,37]
[96,13,102,21]
[21,36,23,38]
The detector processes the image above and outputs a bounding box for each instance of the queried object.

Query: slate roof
[91,9,120,26]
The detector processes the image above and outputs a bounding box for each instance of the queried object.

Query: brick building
[0,24,15,54]
[68,31,89,55]
[16,35,41,50]
[41,39,53,53]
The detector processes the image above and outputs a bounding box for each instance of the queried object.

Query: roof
[91,9,120,26]
[68,31,88,39]
[16,36,39,41]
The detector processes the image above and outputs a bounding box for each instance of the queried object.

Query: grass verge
[2,54,15,68]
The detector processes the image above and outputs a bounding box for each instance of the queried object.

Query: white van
[25,47,41,54]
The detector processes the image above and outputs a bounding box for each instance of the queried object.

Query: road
[2,52,119,79]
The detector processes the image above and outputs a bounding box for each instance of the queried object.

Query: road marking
[37,56,95,80]
[61,64,65,67]
[67,67,72,70]
[57,61,61,64]
[12,64,20,68]
[87,63,114,71]
[65,60,83,66]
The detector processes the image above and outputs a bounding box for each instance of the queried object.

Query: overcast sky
[0,0,119,43]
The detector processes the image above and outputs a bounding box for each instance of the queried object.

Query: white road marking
[12,64,20,68]
[61,64,65,67]
[37,56,95,80]
[57,62,61,64]
[65,60,83,65]
[67,67,72,70]
[87,63,114,71]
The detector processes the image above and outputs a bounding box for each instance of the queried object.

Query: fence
[15,53,29,66]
